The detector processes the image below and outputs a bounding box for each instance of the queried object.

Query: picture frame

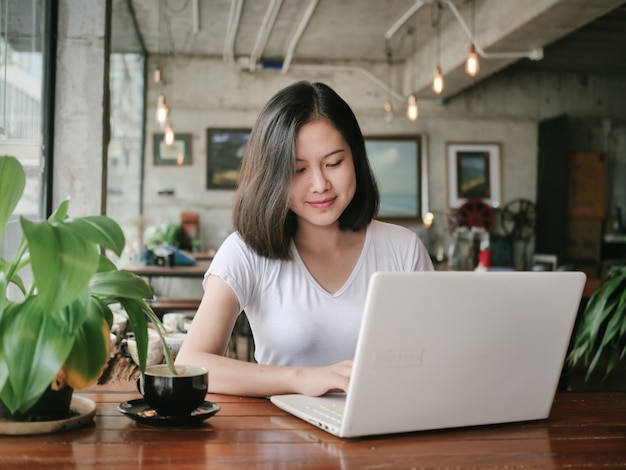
[206,128,250,189]
[446,143,501,208]
[153,133,192,165]
[365,136,422,220]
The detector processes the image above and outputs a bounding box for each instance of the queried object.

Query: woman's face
[288,119,356,229]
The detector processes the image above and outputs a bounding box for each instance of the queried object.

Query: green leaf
[0,298,73,413]
[21,218,100,313]
[64,297,111,389]
[48,198,69,223]
[64,216,126,256]
[48,290,91,336]
[90,270,153,301]
[119,298,151,372]
[0,156,26,241]
[97,255,118,273]
[569,267,626,380]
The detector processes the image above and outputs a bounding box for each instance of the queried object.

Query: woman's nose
[310,168,330,192]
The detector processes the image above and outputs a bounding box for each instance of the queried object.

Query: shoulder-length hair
[233,81,379,260]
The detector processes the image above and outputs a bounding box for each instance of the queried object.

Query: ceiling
[111,0,626,100]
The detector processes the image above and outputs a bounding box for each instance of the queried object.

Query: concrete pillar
[53,0,109,216]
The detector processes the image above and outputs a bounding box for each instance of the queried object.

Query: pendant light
[384,43,394,123]
[465,0,479,77]
[164,123,175,145]
[466,44,479,76]
[156,93,169,125]
[406,94,418,121]
[155,0,171,127]
[432,66,444,94]
[432,2,444,94]
[406,27,418,121]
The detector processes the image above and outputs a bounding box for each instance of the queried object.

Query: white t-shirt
[205,220,434,366]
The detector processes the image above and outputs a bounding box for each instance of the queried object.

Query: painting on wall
[206,128,250,189]
[446,143,501,208]
[365,136,421,219]
[153,133,192,165]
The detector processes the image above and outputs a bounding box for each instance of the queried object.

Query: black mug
[137,364,208,416]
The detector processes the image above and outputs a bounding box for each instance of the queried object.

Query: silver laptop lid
[340,271,586,437]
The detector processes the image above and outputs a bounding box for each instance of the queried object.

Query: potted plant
[0,155,173,421]
[568,264,626,381]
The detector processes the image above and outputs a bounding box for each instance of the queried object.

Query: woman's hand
[295,360,353,397]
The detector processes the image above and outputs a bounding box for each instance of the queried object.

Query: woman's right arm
[175,274,352,397]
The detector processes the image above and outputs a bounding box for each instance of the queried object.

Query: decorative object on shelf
[206,128,250,189]
[500,198,537,270]
[456,198,495,232]
[364,136,423,220]
[500,198,536,242]
[568,264,626,381]
[153,133,192,165]
[0,156,174,430]
[446,142,501,209]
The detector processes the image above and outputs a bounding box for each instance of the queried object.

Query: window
[0,0,52,261]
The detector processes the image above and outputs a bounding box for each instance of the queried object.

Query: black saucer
[117,399,220,427]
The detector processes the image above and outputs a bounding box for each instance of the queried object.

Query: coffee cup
[163,333,186,360]
[138,364,208,416]
[120,332,163,366]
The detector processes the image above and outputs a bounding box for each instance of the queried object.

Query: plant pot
[0,385,73,422]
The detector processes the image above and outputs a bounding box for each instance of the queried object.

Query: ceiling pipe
[223,0,244,63]
[192,0,199,34]
[384,0,430,41]
[290,64,404,102]
[281,0,319,75]
[445,0,543,60]
[249,0,283,72]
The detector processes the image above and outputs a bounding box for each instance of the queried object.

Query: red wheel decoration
[457,199,495,232]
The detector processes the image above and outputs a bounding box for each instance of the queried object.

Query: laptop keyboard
[307,403,344,424]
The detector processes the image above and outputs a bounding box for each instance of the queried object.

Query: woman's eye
[327,159,343,168]
[295,167,305,174]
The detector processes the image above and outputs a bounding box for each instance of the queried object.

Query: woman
[176,81,433,397]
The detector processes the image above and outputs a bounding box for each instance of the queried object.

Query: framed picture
[365,136,422,219]
[153,133,192,165]
[206,128,250,189]
[446,143,501,208]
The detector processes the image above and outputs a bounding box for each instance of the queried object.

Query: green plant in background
[144,222,191,250]
[569,265,626,381]
[0,155,174,415]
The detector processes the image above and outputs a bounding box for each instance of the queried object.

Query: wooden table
[123,259,211,279]
[1,391,624,468]
[122,260,211,317]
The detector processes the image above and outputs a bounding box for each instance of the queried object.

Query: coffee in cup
[139,364,208,416]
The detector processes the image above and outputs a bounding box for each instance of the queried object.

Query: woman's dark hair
[233,81,379,259]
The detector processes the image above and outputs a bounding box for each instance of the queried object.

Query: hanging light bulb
[432,66,444,94]
[156,94,169,125]
[406,94,418,121]
[154,68,163,84]
[164,123,175,145]
[466,43,479,76]
[384,100,394,123]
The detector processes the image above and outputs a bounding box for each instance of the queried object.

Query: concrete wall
[139,55,626,257]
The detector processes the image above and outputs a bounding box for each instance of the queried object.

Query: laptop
[270,271,586,438]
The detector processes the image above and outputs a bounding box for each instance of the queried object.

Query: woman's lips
[307,197,335,210]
